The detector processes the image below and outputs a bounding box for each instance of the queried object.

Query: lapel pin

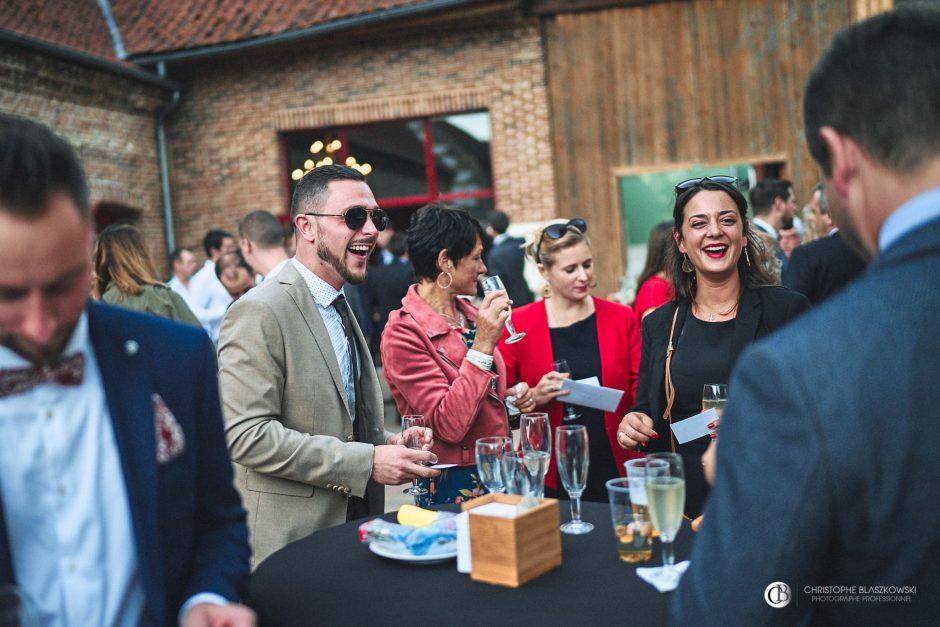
[124,340,139,356]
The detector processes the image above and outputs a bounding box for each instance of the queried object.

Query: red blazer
[498,297,642,489]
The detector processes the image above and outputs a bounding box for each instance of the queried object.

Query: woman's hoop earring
[436,271,453,290]
[744,247,752,267]
[540,284,552,299]
[681,254,694,274]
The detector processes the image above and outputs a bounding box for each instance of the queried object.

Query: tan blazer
[218,262,385,568]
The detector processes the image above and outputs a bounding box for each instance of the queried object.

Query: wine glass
[702,383,728,416]
[500,451,532,498]
[478,275,526,344]
[553,359,581,421]
[645,453,686,566]
[520,413,551,498]
[555,425,593,534]
[401,415,429,497]
[475,436,511,494]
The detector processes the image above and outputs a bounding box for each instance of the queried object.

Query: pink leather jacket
[381,285,510,466]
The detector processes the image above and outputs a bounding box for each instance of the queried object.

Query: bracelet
[465,349,494,371]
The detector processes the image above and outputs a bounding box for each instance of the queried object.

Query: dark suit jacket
[634,285,810,436]
[485,236,534,306]
[362,256,414,357]
[673,217,940,625]
[783,231,867,305]
[0,302,250,626]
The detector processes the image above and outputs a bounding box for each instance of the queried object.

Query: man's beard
[317,241,367,285]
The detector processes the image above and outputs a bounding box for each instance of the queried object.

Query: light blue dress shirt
[878,186,940,253]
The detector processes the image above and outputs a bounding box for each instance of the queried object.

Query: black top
[549,313,619,502]
[668,315,736,517]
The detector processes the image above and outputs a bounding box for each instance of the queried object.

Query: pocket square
[153,393,185,463]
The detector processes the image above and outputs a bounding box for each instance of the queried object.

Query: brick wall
[0,44,169,273]
[164,9,557,258]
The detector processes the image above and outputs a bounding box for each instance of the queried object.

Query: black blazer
[634,285,810,438]
[485,236,534,306]
[783,231,867,305]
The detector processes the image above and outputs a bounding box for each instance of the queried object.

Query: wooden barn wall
[542,0,891,294]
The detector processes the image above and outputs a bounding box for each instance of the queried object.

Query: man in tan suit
[218,165,439,567]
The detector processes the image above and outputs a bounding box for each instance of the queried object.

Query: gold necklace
[694,300,739,322]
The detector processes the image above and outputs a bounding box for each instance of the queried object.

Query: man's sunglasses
[536,217,587,263]
[674,175,738,193]
[304,206,389,231]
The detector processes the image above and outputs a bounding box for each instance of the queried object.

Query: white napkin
[636,561,691,592]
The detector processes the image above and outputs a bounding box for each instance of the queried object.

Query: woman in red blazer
[499,219,642,502]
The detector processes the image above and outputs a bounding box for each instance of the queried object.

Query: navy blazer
[0,302,249,626]
[485,236,534,307]
[674,217,940,624]
[783,231,867,305]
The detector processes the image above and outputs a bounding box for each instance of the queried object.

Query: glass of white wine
[478,275,526,344]
[645,453,685,566]
[556,425,593,534]
[702,383,727,416]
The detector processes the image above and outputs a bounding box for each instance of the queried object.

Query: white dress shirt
[0,313,145,626]
[188,260,232,342]
[291,259,358,419]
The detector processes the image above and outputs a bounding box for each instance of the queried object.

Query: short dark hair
[805,8,940,176]
[215,249,252,280]
[203,229,233,257]
[407,202,484,282]
[671,180,776,302]
[290,164,366,222]
[0,116,90,220]
[749,179,791,216]
[488,210,510,235]
[386,230,408,258]
[171,247,192,263]
[238,210,285,248]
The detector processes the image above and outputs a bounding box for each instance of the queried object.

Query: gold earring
[744,247,752,267]
[681,254,694,273]
[436,271,453,289]
[540,284,552,299]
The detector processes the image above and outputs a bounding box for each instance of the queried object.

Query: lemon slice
[397,504,439,527]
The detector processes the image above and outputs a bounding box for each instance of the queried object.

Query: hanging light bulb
[345,156,357,166]
[304,159,314,170]
[291,169,304,181]
[331,139,342,151]
[361,163,372,175]
[322,156,333,166]
[310,140,324,153]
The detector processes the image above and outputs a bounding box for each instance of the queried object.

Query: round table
[249,500,693,626]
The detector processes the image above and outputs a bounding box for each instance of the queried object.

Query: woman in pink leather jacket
[381,203,535,504]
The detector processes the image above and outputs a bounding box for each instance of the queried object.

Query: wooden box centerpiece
[460,493,562,587]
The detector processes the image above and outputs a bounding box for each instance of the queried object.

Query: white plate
[368,541,457,565]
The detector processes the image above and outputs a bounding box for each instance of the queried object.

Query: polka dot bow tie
[0,353,85,398]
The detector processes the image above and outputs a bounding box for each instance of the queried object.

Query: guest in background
[361,229,414,363]
[215,250,256,302]
[167,246,198,309]
[616,177,808,517]
[633,220,674,324]
[189,229,236,341]
[777,216,802,272]
[484,210,534,307]
[237,210,290,282]
[93,225,201,327]
[382,202,534,504]
[499,218,641,502]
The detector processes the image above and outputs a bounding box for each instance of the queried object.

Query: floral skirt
[414,465,486,506]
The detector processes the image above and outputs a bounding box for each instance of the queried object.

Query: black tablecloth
[249,501,693,626]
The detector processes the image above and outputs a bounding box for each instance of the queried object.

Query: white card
[670,408,719,445]
[429,463,458,470]
[559,377,624,413]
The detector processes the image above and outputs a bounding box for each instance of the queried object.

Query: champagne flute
[555,425,593,534]
[401,415,429,497]
[475,436,511,494]
[479,275,526,344]
[520,413,551,498]
[702,383,728,416]
[553,359,581,421]
[645,453,685,566]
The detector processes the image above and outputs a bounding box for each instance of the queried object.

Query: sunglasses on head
[536,217,587,263]
[674,175,738,193]
[305,206,389,231]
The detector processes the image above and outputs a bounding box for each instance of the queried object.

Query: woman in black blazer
[616,177,809,517]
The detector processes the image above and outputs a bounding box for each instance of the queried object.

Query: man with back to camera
[0,117,253,625]
[217,164,439,568]
[674,8,940,624]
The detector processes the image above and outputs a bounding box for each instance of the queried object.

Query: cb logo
[764,582,792,608]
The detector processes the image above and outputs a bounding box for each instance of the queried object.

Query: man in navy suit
[0,118,253,625]
[674,9,940,624]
